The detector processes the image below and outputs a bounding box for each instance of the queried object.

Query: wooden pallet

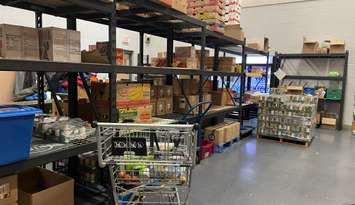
[257,135,313,147]
[214,136,240,153]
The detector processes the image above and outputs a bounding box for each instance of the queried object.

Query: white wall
[242,0,318,8]
[242,0,355,125]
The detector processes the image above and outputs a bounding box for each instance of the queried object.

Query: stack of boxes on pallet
[0,24,81,62]
[204,121,240,153]
[257,92,318,143]
[158,0,188,14]
[225,0,241,25]
[187,0,226,33]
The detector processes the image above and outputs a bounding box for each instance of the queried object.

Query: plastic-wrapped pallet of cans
[257,92,318,142]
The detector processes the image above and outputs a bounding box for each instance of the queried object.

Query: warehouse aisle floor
[190,129,355,205]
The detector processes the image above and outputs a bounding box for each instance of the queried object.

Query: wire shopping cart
[96,123,198,205]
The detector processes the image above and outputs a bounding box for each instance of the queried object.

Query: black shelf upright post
[138,31,144,81]
[109,10,117,122]
[338,51,349,130]
[264,52,270,93]
[199,27,206,115]
[240,40,247,127]
[35,12,45,112]
[166,28,174,85]
[213,46,220,91]
[67,17,78,118]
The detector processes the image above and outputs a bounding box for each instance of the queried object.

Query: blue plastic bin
[0,105,42,166]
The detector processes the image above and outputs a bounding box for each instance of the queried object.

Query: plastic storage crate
[0,105,42,165]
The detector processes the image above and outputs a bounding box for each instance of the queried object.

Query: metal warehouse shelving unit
[273,52,349,130]
[0,0,268,177]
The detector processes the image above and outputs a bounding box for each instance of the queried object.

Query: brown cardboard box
[322,117,337,126]
[22,27,40,60]
[352,121,355,134]
[118,105,152,123]
[225,25,245,41]
[39,27,68,62]
[156,86,165,99]
[156,99,166,115]
[173,79,199,96]
[165,97,173,114]
[116,83,151,108]
[92,81,110,101]
[195,49,210,58]
[151,86,157,99]
[0,24,23,59]
[67,29,81,63]
[174,57,198,69]
[175,46,195,58]
[174,95,199,114]
[163,86,173,98]
[18,168,74,205]
[172,0,187,13]
[247,37,269,52]
[329,39,345,53]
[302,37,319,54]
[205,124,225,145]
[212,89,233,106]
[0,174,17,205]
[151,99,157,116]
[203,94,212,111]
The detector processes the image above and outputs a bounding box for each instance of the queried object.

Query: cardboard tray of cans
[257,93,318,142]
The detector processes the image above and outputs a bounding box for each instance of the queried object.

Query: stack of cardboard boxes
[0,24,81,62]
[151,82,173,116]
[174,46,199,69]
[187,0,226,33]
[225,0,241,25]
[91,82,152,123]
[205,121,240,146]
[158,0,188,13]
[302,37,346,54]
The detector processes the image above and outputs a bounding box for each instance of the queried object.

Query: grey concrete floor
[189,129,355,205]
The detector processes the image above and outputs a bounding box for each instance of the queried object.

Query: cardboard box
[352,121,355,134]
[329,39,345,53]
[212,89,233,106]
[203,94,212,111]
[174,95,199,114]
[67,29,81,63]
[322,117,337,126]
[0,24,23,59]
[39,27,69,62]
[165,97,173,114]
[172,0,187,14]
[118,105,152,123]
[204,124,225,145]
[91,81,110,101]
[225,25,244,41]
[195,49,210,58]
[117,83,150,108]
[151,99,157,116]
[0,174,17,205]
[163,86,173,98]
[18,168,74,205]
[302,37,319,54]
[175,46,195,58]
[156,99,166,115]
[22,27,40,60]
[174,57,198,69]
[173,79,199,96]
[247,37,269,52]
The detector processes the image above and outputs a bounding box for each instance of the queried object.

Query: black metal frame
[0,0,269,176]
[273,52,349,130]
